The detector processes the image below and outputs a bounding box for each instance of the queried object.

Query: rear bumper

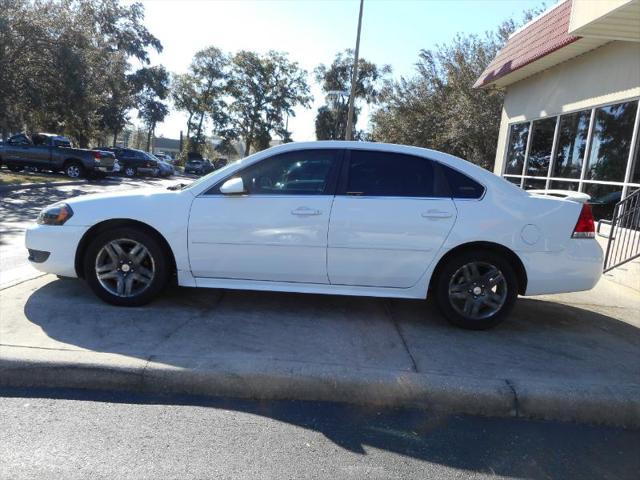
[25,224,88,278]
[520,240,603,295]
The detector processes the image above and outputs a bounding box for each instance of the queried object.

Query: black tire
[434,249,518,330]
[8,165,24,172]
[124,166,137,177]
[83,227,169,307]
[64,161,84,179]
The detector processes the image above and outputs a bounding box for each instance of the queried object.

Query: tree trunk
[146,125,153,152]
[195,112,205,148]
[244,119,256,157]
[112,130,118,148]
[186,112,193,141]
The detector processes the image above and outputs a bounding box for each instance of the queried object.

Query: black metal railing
[597,189,640,273]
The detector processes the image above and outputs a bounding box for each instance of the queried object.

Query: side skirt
[190,276,428,300]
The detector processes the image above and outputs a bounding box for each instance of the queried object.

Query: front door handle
[422,210,453,219]
[291,207,322,216]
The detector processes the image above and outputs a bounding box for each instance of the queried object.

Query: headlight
[37,203,74,225]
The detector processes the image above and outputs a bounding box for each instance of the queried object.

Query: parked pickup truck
[0,133,117,178]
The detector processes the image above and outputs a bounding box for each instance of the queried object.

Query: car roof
[35,133,69,140]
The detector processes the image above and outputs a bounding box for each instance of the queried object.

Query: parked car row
[0,133,179,179]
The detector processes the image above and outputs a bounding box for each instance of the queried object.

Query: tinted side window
[440,164,485,199]
[221,149,340,195]
[8,135,30,146]
[347,151,439,197]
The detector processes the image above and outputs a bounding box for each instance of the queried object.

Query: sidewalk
[1,274,639,427]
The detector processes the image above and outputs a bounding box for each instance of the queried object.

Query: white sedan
[26,142,603,329]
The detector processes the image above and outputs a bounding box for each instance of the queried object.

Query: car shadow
[12,278,640,478]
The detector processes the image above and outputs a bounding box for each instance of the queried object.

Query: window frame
[501,96,640,201]
[205,148,345,196]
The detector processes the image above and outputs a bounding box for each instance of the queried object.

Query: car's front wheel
[434,249,518,330]
[83,227,169,306]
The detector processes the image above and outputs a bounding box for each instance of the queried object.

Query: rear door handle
[291,207,322,216]
[422,210,453,219]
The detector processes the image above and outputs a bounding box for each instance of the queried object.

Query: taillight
[94,152,102,161]
[572,203,595,238]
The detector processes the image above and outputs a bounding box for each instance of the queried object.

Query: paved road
[0,173,187,289]
[1,388,638,480]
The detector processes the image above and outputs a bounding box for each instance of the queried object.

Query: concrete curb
[1,345,638,427]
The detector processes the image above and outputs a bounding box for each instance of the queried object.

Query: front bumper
[520,239,604,295]
[25,224,88,278]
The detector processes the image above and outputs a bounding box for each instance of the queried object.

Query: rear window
[440,164,485,199]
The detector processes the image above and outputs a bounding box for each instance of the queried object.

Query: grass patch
[0,170,71,186]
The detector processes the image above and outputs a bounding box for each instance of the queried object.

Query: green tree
[314,50,390,140]
[171,47,229,153]
[132,65,170,151]
[189,47,229,151]
[0,0,162,145]
[171,73,199,143]
[226,50,312,156]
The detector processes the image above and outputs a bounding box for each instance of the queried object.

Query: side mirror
[220,177,245,195]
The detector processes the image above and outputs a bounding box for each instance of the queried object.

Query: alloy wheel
[66,165,81,178]
[95,238,156,298]
[447,261,507,320]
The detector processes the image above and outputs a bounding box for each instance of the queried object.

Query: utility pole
[345,0,364,141]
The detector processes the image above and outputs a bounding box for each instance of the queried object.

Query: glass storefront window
[504,176,522,186]
[631,133,640,184]
[549,180,579,191]
[584,183,624,221]
[586,100,638,182]
[502,99,639,212]
[526,117,556,176]
[504,123,529,175]
[523,178,547,190]
[553,110,590,179]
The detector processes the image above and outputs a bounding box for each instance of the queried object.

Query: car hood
[57,187,195,228]
[63,187,189,207]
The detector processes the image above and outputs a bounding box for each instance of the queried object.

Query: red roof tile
[474,0,580,88]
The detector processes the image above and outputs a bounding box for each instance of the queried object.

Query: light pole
[345,0,364,141]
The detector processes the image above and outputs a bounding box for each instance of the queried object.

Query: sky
[133,0,548,142]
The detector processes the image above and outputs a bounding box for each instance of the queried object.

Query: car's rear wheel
[83,227,169,306]
[434,249,518,330]
[124,166,137,177]
[65,162,84,179]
